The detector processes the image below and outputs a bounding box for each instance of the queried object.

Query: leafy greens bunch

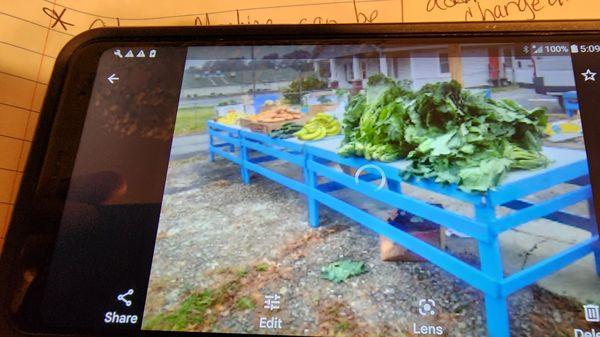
[338,78,550,192]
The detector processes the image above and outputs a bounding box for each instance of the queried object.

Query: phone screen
[35,39,600,337]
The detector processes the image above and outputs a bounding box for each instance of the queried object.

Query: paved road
[493,87,564,114]
[170,133,209,160]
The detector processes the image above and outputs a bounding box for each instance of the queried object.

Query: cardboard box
[247,114,311,134]
[239,118,253,128]
[380,208,442,262]
[308,103,337,114]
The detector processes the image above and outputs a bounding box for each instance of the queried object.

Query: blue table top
[209,121,590,203]
[305,135,589,204]
[308,135,587,184]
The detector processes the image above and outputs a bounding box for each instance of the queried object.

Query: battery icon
[571,44,580,53]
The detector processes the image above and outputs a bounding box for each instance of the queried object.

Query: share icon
[117,289,134,307]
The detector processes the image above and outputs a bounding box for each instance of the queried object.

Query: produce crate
[246,115,311,134]
[239,118,253,128]
[308,103,337,114]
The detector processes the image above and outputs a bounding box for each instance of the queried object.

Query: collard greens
[338,79,550,192]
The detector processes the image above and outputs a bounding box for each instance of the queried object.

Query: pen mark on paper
[42,7,74,30]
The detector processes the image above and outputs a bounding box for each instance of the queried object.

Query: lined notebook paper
[1,0,598,243]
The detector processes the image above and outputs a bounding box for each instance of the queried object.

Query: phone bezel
[3,21,600,337]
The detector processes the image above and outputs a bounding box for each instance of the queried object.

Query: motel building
[313,43,574,94]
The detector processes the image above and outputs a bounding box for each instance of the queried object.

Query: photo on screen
[142,43,599,337]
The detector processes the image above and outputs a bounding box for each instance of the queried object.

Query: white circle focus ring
[354,164,387,191]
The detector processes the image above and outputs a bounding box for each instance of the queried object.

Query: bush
[282,76,327,104]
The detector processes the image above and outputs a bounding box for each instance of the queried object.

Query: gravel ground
[143,153,593,336]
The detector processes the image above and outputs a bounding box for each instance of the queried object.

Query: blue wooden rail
[309,182,499,294]
[206,120,600,337]
[306,159,490,241]
[493,186,593,233]
[502,199,593,231]
[501,235,599,296]
[488,160,590,206]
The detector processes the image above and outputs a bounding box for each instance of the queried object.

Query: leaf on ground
[320,260,367,283]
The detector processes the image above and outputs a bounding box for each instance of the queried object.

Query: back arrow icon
[107,73,120,84]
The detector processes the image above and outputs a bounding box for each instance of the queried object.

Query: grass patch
[174,106,214,136]
[143,263,274,332]
[236,268,248,278]
[143,277,242,331]
[335,321,351,333]
[235,296,255,310]
[254,263,270,272]
[143,290,212,331]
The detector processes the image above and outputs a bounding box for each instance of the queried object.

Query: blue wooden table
[207,120,599,337]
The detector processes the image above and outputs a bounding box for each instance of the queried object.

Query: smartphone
[2,22,600,337]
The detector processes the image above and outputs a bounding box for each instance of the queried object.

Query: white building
[321,44,518,90]
[533,55,576,94]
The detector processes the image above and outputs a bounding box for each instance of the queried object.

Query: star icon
[581,69,597,82]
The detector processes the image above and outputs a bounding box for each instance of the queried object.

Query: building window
[439,52,450,74]
[319,60,331,78]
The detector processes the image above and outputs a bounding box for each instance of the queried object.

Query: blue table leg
[228,132,235,152]
[588,199,600,277]
[305,154,320,228]
[209,131,215,162]
[388,179,400,193]
[476,203,510,337]
[239,131,250,185]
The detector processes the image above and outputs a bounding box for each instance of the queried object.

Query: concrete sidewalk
[501,219,600,304]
